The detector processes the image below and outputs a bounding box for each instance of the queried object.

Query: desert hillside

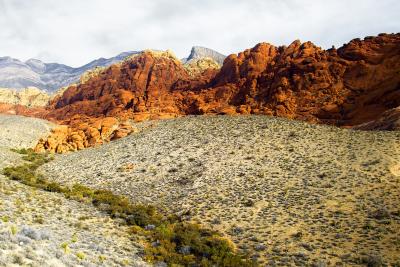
[39,115,400,266]
[1,1,399,266]
[0,115,147,266]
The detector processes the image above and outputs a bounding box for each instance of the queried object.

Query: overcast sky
[0,0,399,67]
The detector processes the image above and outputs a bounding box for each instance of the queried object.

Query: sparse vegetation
[3,149,254,266]
[2,116,399,266]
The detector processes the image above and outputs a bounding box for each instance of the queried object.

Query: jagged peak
[186,46,226,65]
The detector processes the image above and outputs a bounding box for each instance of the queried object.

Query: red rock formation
[46,34,400,130]
[201,34,400,126]
[48,51,200,120]
[0,34,394,153]
[35,117,137,153]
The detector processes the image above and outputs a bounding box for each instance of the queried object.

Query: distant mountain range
[0,51,138,93]
[0,47,226,93]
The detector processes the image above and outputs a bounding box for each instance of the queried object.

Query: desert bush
[10,148,31,154]
[145,222,255,266]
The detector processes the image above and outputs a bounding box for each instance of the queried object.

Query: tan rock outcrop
[0,87,50,107]
[184,57,221,76]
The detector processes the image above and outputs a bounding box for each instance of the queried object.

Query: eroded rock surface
[35,117,136,153]
[47,34,400,129]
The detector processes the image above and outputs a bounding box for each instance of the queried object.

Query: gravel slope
[0,115,55,149]
[41,115,400,266]
[0,115,148,267]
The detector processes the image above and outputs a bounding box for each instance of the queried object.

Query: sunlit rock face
[47,34,400,130]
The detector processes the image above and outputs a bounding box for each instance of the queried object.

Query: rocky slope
[0,52,138,92]
[40,115,400,266]
[46,49,215,120]
[0,115,148,266]
[353,107,400,131]
[0,115,55,149]
[47,34,400,130]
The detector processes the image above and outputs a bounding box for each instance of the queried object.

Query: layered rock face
[0,87,50,107]
[48,34,400,130]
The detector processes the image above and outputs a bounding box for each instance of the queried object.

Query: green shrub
[145,222,255,266]
[10,148,31,154]
[76,251,86,260]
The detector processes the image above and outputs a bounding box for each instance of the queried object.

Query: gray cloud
[0,0,398,66]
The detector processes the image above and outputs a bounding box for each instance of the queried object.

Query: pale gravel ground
[41,115,400,266]
[0,114,149,267]
[0,115,55,149]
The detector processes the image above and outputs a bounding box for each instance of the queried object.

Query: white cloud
[0,0,398,66]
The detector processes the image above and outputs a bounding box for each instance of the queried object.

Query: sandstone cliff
[47,34,400,130]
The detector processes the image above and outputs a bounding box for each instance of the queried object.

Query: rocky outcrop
[184,57,221,76]
[35,117,136,153]
[47,50,202,120]
[0,103,47,118]
[0,87,50,107]
[207,33,400,126]
[46,34,400,130]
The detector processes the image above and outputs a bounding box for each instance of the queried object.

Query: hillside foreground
[0,115,148,267]
[37,115,400,266]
